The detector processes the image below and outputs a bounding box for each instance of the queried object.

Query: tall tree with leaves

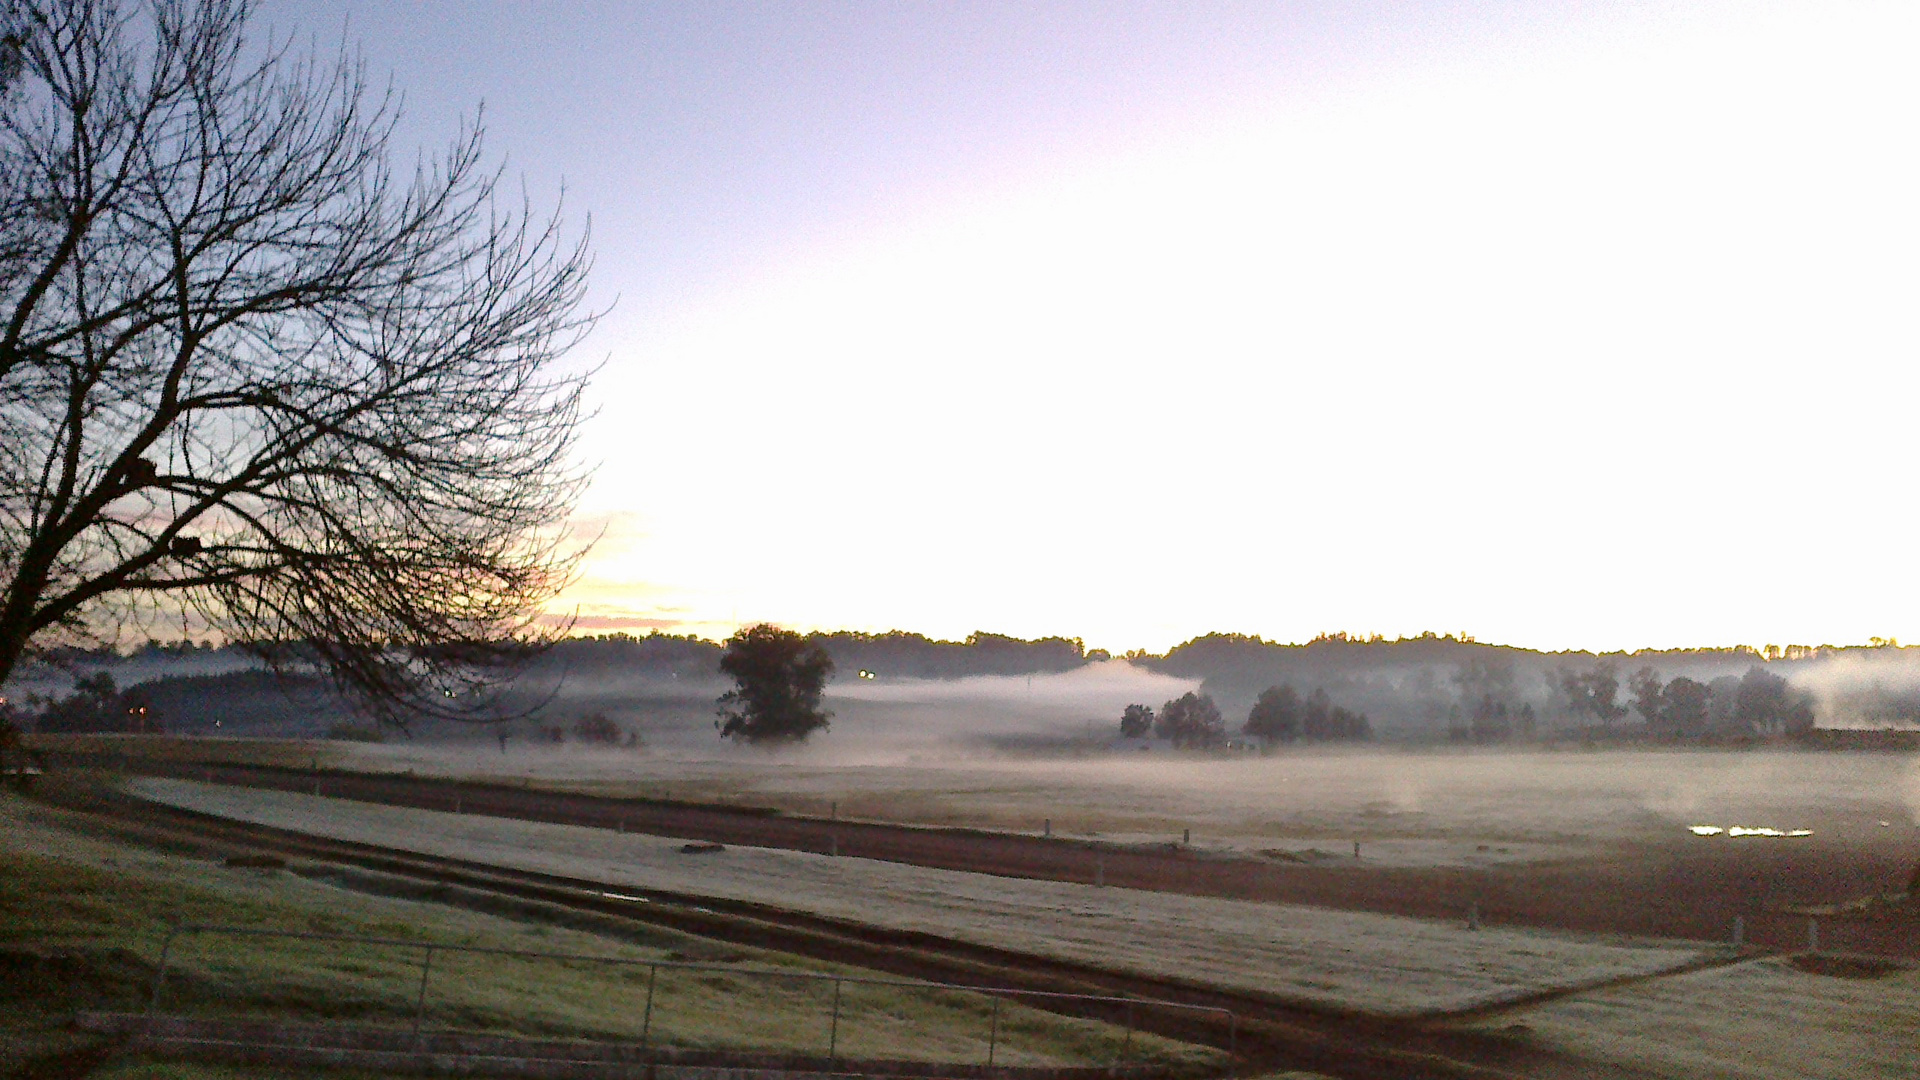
[1660,676,1711,739]
[1557,663,1628,730]
[716,624,834,745]
[1118,702,1154,738]
[1628,666,1664,728]
[0,1,594,723]
[1155,691,1223,748]
[1244,684,1301,743]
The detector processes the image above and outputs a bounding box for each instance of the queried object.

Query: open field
[275,739,1920,954]
[133,776,1715,1018]
[0,789,1203,1076]
[42,734,1920,949]
[316,741,1920,857]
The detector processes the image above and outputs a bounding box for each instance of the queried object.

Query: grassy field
[134,777,1712,1017]
[0,785,1213,1078]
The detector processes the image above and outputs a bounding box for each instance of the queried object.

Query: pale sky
[265,1,1920,654]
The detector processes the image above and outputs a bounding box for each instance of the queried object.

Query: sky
[262,0,1920,655]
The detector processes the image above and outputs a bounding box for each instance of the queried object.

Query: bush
[572,713,623,745]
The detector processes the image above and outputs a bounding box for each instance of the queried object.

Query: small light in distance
[857,669,876,680]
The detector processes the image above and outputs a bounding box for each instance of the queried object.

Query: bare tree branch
[0,0,595,725]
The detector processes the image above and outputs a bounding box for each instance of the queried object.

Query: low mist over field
[13,630,1920,752]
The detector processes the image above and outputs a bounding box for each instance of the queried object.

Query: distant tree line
[1119,684,1371,748]
[22,673,161,735]
[1244,684,1371,743]
[1623,665,1814,739]
[1117,692,1225,747]
[524,629,1090,681]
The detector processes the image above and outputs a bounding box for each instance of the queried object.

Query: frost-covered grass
[0,789,1203,1070]
[316,741,1920,864]
[135,778,1711,1016]
[1472,954,1920,1080]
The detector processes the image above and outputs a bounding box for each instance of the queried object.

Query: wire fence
[147,924,1237,1067]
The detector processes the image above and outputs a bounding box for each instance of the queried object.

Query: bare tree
[0,0,594,724]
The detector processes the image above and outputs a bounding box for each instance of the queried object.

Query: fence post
[987,996,1000,1066]
[1121,1000,1133,1062]
[1807,918,1819,953]
[1228,1010,1237,1058]
[640,964,657,1048]
[1731,915,1744,947]
[827,979,843,1060]
[146,925,185,1034]
[411,945,436,1046]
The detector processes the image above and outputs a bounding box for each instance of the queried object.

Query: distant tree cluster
[571,712,633,746]
[535,633,726,680]
[1156,692,1225,747]
[1242,684,1371,744]
[1556,664,1628,729]
[25,673,160,734]
[1113,692,1230,748]
[1623,665,1814,739]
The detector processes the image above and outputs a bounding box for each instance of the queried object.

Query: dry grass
[133,777,1712,1017]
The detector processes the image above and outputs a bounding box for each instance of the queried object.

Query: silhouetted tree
[1733,666,1815,736]
[1301,687,1333,739]
[1557,663,1628,729]
[1244,684,1302,743]
[1328,705,1372,741]
[1628,667,1664,727]
[1469,694,1511,742]
[1155,691,1223,748]
[0,0,594,724]
[32,671,118,732]
[1118,703,1154,738]
[717,625,834,744]
[1660,677,1711,739]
